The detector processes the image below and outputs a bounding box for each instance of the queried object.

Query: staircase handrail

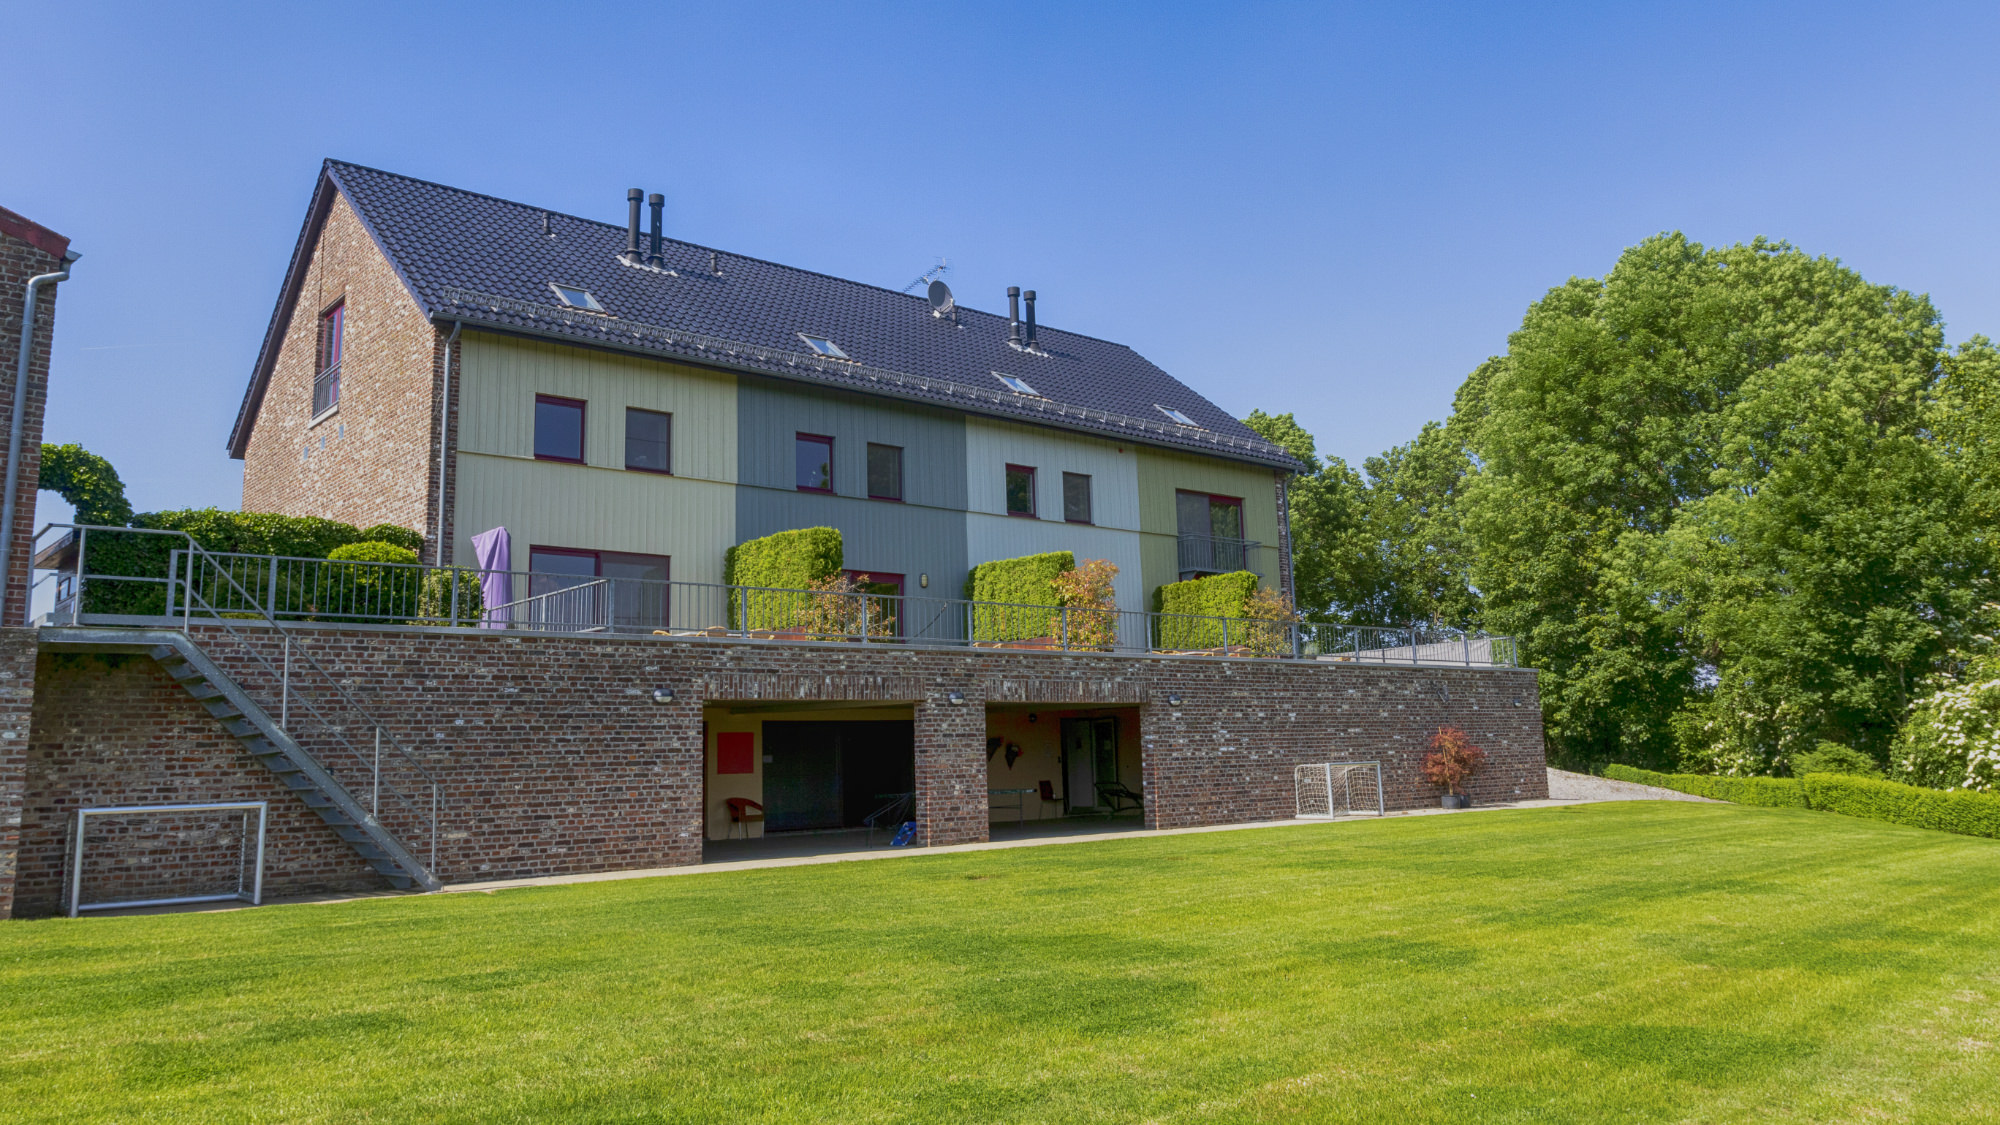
[41,523,442,882]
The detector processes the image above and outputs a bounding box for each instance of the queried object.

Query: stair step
[141,634,436,896]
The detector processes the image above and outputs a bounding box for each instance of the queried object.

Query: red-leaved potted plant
[1422,725,1487,809]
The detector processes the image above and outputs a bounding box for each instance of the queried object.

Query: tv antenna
[901,257,950,293]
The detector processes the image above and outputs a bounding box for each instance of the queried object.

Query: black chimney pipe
[1024,290,1037,349]
[1007,286,1021,345]
[647,193,664,266]
[623,188,644,263]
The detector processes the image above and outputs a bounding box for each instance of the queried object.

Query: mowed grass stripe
[2,802,1997,1123]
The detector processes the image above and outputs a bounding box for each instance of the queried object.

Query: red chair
[1038,779,1064,817]
[725,797,765,839]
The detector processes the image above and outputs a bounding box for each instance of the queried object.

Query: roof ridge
[324,158,1141,356]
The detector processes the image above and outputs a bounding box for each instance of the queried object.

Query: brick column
[914,686,987,847]
[0,627,40,918]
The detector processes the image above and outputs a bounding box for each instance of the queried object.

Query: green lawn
[4,803,2000,1123]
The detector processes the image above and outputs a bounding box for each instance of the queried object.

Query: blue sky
[6,1,1998,520]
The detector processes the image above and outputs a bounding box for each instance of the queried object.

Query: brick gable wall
[239,193,444,545]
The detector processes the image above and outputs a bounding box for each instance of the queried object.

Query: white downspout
[432,320,461,564]
[1,249,80,623]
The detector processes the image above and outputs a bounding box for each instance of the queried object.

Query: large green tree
[1244,410,1477,628]
[1462,233,1989,772]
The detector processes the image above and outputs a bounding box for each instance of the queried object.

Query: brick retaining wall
[13,624,1544,913]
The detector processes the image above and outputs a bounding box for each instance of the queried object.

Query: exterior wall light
[650,688,675,704]
[1166,693,1183,706]
[946,691,965,705]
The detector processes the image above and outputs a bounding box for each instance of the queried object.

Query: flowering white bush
[1892,652,2000,792]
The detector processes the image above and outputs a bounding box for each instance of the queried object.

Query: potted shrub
[1422,725,1487,809]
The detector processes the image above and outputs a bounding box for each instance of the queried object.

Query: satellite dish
[927,279,955,317]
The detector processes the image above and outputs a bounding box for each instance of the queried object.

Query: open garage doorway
[985,705,1146,837]
[761,721,915,832]
[702,703,916,863]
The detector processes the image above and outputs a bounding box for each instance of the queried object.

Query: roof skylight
[798,334,849,359]
[993,372,1040,396]
[1156,405,1198,427]
[549,283,603,311]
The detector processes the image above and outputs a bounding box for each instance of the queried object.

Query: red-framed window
[796,433,834,492]
[527,546,671,630]
[534,394,586,463]
[1005,464,1037,517]
[312,301,344,416]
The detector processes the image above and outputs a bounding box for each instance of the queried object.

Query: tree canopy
[1264,233,1998,776]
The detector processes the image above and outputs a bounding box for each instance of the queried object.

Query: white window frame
[993,371,1041,397]
[549,282,605,311]
[798,333,849,359]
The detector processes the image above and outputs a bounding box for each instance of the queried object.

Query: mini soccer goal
[1295,762,1385,819]
[65,801,267,918]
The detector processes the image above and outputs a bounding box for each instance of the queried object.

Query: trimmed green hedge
[965,552,1073,643]
[1604,763,2000,840]
[1154,571,1259,650]
[1802,773,2000,840]
[724,527,844,631]
[1602,764,1809,808]
[725,527,843,590]
[80,509,391,616]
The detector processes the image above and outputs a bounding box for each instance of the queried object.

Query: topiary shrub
[966,551,1073,643]
[319,541,421,622]
[725,527,844,631]
[358,524,425,555]
[1154,571,1259,651]
[418,567,484,626]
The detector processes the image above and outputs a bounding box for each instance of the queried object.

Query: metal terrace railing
[32,525,445,884]
[33,527,1517,668]
[1176,533,1263,578]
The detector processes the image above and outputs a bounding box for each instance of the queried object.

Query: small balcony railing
[31,524,1518,668]
[1177,534,1261,578]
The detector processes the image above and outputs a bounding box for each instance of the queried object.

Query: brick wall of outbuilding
[0,628,38,918]
[10,624,1544,910]
[12,651,384,916]
[238,193,445,548]
[0,207,69,627]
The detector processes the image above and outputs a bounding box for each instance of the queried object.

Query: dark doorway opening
[760,721,915,831]
[1060,716,1120,813]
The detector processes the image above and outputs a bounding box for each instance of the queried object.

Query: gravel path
[1546,767,1720,803]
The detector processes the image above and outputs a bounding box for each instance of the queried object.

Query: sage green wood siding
[734,376,968,592]
[1133,445,1282,601]
[452,331,738,584]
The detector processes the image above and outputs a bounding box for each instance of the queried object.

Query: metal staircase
[41,626,439,891]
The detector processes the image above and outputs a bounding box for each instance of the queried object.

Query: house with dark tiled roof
[228,161,1302,617]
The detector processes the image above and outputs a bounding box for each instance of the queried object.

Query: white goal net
[1295,762,1385,819]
